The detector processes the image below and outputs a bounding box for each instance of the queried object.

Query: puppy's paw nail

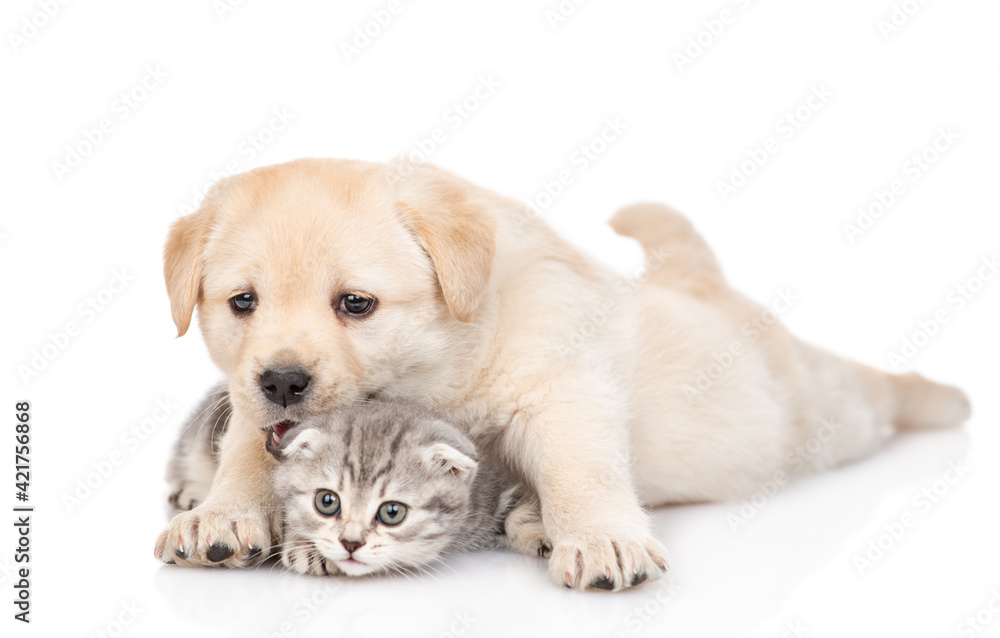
[207,542,234,563]
[591,576,615,591]
[175,547,187,560]
[246,546,262,561]
[630,572,648,587]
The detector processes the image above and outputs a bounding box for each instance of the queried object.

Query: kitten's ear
[423,442,478,479]
[270,427,321,461]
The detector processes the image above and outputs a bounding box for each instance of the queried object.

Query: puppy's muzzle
[259,367,311,408]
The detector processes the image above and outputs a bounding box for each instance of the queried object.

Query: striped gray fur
[165,389,548,576]
[165,384,231,512]
[274,400,539,576]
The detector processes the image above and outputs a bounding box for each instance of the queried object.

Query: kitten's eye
[229,292,257,314]
[377,502,407,526]
[338,294,375,316]
[314,490,341,516]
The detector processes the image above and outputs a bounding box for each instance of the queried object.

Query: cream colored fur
[154,158,970,591]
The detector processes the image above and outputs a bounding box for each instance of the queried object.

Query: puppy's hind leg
[609,203,725,294]
[792,344,972,472]
[890,371,971,432]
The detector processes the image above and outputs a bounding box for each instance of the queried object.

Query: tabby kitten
[165,384,230,513]
[271,400,549,577]
[165,390,550,576]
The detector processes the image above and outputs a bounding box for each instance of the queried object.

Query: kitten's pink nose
[341,539,365,554]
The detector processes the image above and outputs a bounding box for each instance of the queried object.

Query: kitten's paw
[504,500,552,558]
[167,482,209,512]
[548,529,668,592]
[281,542,339,576]
[154,501,272,568]
[536,538,553,558]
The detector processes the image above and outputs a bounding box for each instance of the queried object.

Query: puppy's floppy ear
[163,198,218,337]
[396,168,497,323]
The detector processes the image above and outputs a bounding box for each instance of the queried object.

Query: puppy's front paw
[154,501,273,568]
[281,539,339,576]
[549,529,668,591]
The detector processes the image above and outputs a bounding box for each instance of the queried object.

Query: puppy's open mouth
[264,420,296,454]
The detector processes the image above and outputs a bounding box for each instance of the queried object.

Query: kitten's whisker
[176,390,233,442]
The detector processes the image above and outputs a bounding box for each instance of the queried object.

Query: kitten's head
[272,401,480,576]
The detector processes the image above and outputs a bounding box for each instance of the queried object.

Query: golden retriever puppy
[154,158,970,591]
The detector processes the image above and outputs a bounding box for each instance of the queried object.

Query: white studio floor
[33,376,996,638]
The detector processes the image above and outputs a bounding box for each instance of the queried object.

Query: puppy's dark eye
[339,294,374,316]
[229,293,257,314]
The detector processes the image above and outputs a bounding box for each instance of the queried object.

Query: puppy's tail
[889,372,971,431]
[608,203,725,290]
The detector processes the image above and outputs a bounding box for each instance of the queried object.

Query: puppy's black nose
[259,368,311,408]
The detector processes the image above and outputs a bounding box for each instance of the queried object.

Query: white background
[2,0,999,636]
